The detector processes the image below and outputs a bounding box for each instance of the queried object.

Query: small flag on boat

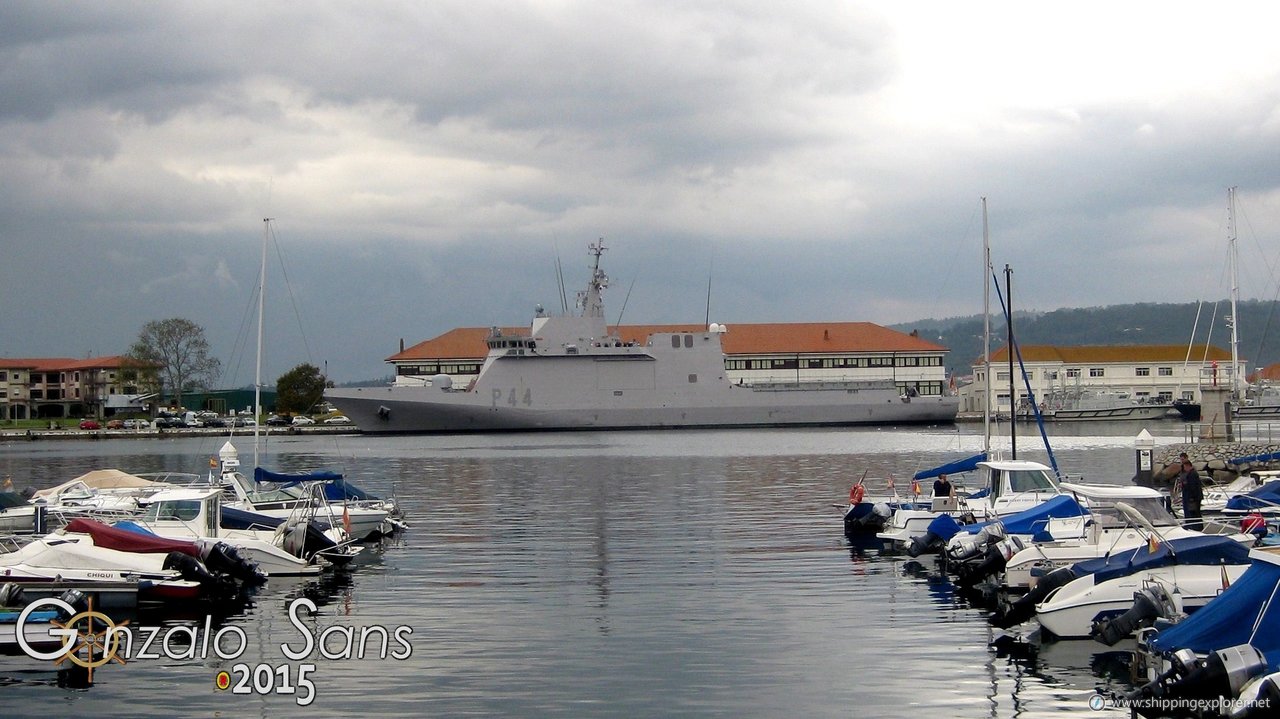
[209,456,218,468]
[1,476,11,490]
[342,504,352,535]
[1147,534,1159,553]
[911,480,921,496]
[1221,564,1231,591]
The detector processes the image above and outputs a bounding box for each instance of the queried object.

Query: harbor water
[0,424,1190,717]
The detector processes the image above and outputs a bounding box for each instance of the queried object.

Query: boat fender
[849,484,865,505]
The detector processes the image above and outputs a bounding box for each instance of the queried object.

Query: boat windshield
[1006,469,1058,494]
[1093,497,1179,527]
[143,500,201,522]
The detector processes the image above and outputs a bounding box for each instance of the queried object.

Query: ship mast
[577,240,609,318]
[1228,187,1241,402]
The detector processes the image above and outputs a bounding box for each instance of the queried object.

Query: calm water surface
[0,424,1190,718]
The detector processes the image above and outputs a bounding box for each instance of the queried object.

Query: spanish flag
[2,476,11,490]
[1148,534,1160,553]
[209,456,218,468]
[342,504,352,535]
[911,480,921,496]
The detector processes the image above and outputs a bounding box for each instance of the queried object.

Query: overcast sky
[4,2,1280,384]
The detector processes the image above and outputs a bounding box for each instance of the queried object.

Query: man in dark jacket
[1180,460,1204,531]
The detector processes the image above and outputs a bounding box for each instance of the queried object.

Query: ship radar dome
[430,374,454,389]
[708,323,727,333]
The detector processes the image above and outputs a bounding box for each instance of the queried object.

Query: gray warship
[326,242,960,433]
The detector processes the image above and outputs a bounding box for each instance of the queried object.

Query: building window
[1089,368,1105,378]
[1135,367,1150,377]
[1158,367,1173,376]
[671,336,681,349]
[1066,369,1080,378]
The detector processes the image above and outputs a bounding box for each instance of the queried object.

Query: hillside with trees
[893,299,1280,378]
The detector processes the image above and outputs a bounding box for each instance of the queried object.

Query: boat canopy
[956,494,1089,537]
[1148,551,1280,670]
[1070,534,1252,585]
[67,517,201,557]
[318,479,382,502]
[1226,481,1280,512]
[1231,450,1280,465]
[254,468,344,485]
[912,453,987,481]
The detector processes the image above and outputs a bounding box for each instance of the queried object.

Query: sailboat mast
[254,218,269,470]
[981,197,991,456]
[1005,264,1016,459]
[1227,187,1241,401]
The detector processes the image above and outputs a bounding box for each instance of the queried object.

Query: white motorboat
[0,532,202,601]
[215,442,394,541]
[31,469,166,522]
[129,487,358,577]
[875,458,1068,552]
[1022,534,1253,638]
[999,483,1255,593]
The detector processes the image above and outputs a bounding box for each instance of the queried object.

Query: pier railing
[1182,421,1280,444]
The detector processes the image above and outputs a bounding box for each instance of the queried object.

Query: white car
[291,416,315,426]
[323,416,352,425]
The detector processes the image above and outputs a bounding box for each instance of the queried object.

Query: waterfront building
[0,356,152,421]
[387,321,953,397]
[962,344,1240,416]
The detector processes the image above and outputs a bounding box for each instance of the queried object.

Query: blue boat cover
[925,513,966,542]
[254,467,344,485]
[1230,451,1280,465]
[912,453,987,481]
[1069,534,1251,585]
[113,520,158,537]
[957,494,1089,536]
[1226,481,1280,512]
[1148,554,1280,670]
[221,505,284,529]
[319,478,381,502]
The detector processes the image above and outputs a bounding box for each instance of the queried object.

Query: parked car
[266,415,291,426]
[105,419,125,429]
[323,415,352,425]
[122,419,150,430]
[154,416,186,429]
[233,417,256,427]
[291,416,315,426]
[203,417,229,428]
[79,419,101,430]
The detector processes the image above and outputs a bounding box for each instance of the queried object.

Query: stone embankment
[1152,442,1280,486]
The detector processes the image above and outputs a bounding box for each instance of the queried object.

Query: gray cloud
[2,2,1280,382]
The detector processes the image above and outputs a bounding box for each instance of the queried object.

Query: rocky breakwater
[1152,442,1280,487]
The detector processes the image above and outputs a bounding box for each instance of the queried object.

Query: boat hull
[329,383,959,434]
[1049,405,1175,422]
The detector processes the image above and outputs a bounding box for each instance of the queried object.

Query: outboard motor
[0,582,25,607]
[281,520,339,560]
[163,551,217,585]
[989,564,1077,629]
[201,542,267,585]
[1091,584,1179,646]
[1233,672,1280,718]
[908,513,965,557]
[56,588,89,616]
[947,523,1004,564]
[1127,645,1268,718]
[955,536,1023,588]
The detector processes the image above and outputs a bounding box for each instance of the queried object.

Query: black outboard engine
[989,564,1077,629]
[1127,645,1268,718]
[201,542,267,585]
[1234,673,1280,718]
[0,582,25,607]
[1092,585,1178,646]
[163,551,217,585]
[955,537,1024,588]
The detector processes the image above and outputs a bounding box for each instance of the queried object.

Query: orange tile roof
[390,322,947,362]
[0,356,133,371]
[986,344,1234,364]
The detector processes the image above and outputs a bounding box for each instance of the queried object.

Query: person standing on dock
[1179,459,1204,531]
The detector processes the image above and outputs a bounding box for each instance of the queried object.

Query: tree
[126,318,222,410]
[275,363,330,414]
